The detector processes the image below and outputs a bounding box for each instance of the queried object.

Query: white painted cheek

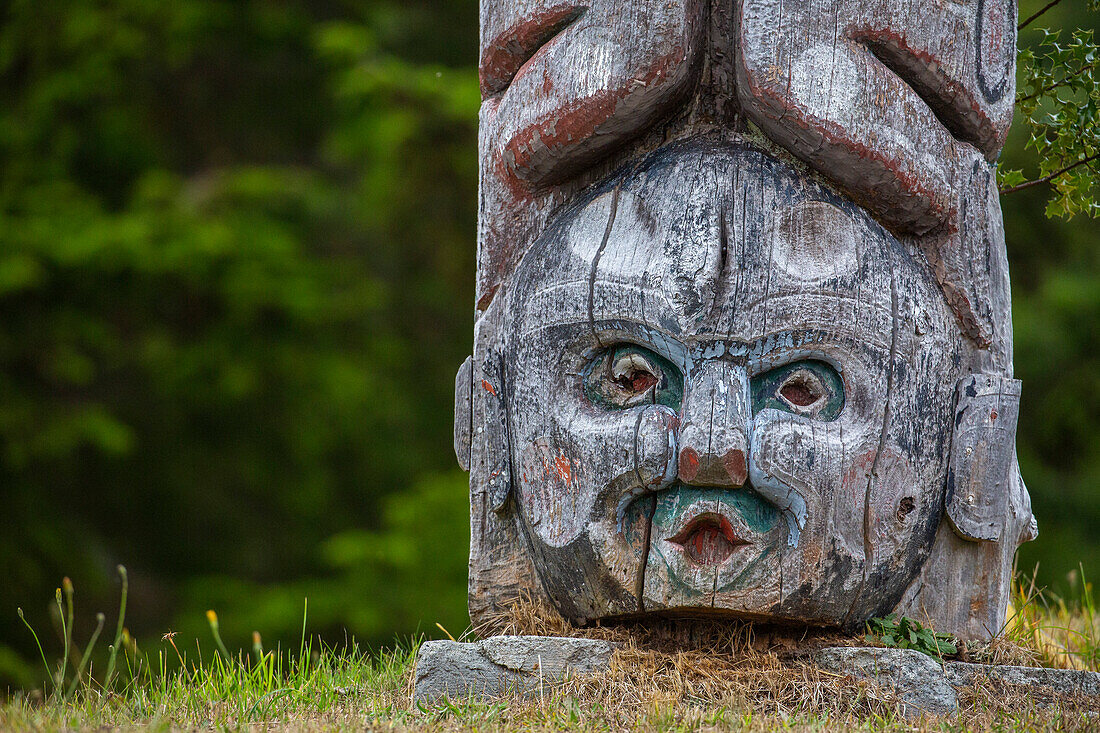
[517,438,592,548]
[748,412,859,551]
[516,403,677,548]
[747,414,810,547]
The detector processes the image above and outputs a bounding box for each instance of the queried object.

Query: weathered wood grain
[475,0,706,310]
[462,0,1032,641]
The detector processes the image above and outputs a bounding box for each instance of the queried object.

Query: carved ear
[454,356,473,471]
[945,374,1022,542]
[1011,453,1039,545]
[455,351,513,513]
[474,349,513,513]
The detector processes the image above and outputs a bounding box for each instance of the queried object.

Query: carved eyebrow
[849,29,1000,157]
[479,4,587,97]
[518,281,681,336]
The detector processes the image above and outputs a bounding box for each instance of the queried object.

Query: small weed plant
[864,614,958,658]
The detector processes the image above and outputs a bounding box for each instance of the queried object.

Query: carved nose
[677,361,751,488]
[678,445,748,486]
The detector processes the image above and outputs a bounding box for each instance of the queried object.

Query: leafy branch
[1001,152,1100,194]
[1019,0,1100,30]
[1019,0,1064,31]
[999,25,1100,219]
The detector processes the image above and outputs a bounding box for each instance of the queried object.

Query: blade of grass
[299,598,308,662]
[205,610,231,660]
[66,613,105,697]
[56,584,71,695]
[104,565,128,689]
[16,607,55,696]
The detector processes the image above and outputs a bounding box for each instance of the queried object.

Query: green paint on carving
[650,485,779,536]
[751,360,844,421]
[583,344,683,410]
[642,484,782,596]
[644,541,709,598]
[721,489,780,535]
[714,547,772,594]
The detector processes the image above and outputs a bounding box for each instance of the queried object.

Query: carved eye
[584,345,683,410]
[752,360,844,420]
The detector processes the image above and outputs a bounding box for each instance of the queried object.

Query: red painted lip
[667,513,750,566]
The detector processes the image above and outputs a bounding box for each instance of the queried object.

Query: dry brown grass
[478,596,904,721]
[463,594,1100,731]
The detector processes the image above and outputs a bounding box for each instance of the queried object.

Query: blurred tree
[1003,0,1100,597]
[1001,2,1099,217]
[0,0,477,687]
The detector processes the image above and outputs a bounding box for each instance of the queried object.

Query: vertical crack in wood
[707,383,717,457]
[493,350,562,616]
[631,406,663,612]
[823,4,840,133]
[493,349,516,513]
[710,494,721,608]
[718,206,730,286]
[709,204,734,326]
[635,494,657,612]
[846,253,901,626]
[708,377,719,609]
[587,184,622,347]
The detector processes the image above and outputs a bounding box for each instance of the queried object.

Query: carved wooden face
[500,138,961,625]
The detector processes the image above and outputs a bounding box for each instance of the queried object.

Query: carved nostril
[678,447,700,482]
[722,448,748,486]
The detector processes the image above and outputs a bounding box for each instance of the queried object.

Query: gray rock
[413,635,616,704]
[816,646,957,717]
[946,659,1100,699]
[816,646,1100,718]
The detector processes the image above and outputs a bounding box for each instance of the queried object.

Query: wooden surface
[462,0,1033,640]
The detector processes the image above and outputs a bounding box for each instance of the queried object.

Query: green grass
[1002,564,1100,671]
[2,567,1098,731]
[1,639,416,731]
[2,644,1096,732]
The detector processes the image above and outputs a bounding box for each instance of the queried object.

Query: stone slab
[816,646,958,716]
[415,638,1100,716]
[413,635,617,704]
[817,646,1100,718]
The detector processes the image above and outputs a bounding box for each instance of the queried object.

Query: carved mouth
[667,513,749,566]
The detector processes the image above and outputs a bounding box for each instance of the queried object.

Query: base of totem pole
[413,636,1100,718]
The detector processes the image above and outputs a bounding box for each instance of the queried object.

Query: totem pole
[455,0,1035,640]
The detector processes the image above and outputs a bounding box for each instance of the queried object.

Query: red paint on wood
[499,49,687,188]
[678,446,700,483]
[722,448,748,487]
[552,453,572,483]
[480,4,585,97]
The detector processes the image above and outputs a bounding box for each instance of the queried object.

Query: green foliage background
[0,0,1095,689]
